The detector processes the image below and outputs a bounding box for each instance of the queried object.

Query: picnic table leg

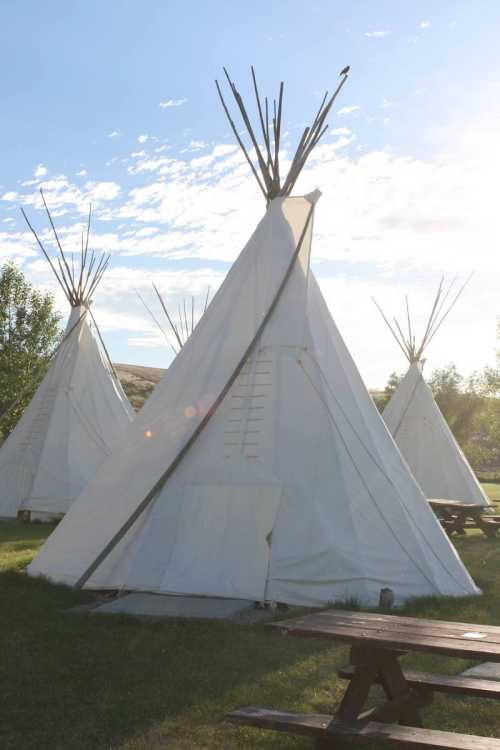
[377,653,424,727]
[474,512,500,539]
[446,509,466,536]
[318,646,427,749]
[336,646,385,720]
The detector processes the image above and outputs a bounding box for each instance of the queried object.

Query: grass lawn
[1,485,500,749]
[484,482,500,504]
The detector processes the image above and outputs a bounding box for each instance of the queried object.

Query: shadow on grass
[0,563,345,750]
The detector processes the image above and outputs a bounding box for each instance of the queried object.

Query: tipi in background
[137,283,211,357]
[0,192,133,520]
[375,279,489,507]
[29,70,478,605]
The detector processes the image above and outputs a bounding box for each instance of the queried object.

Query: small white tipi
[0,194,133,520]
[29,71,478,605]
[375,281,490,507]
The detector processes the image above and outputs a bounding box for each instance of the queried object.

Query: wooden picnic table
[229,609,500,750]
[428,498,500,538]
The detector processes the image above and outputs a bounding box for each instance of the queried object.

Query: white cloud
[85,181,121,202]
[338,105,360,115]
[108,131,120,138]
[76,169,88,177]
[34,164,47,178]
[159,98,188,109]
[137,134,149,144]
[365,30,391,37]
[0,231,38,264]
[10,176,121,216]
[128,335,166,348]
[419,20,430,29]
[1,191,18,201]
[2,115,498,383]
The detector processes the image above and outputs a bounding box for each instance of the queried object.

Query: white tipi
[0,193,134,520]
[375,281,490,507]
[29,71,478,604]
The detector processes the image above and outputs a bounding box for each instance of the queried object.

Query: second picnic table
[230,609,500,749]
[429,498,500,538]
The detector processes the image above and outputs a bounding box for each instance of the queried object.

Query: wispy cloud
[2,118,498,382]
[108,131,120,138]
[365,30,391,38]
[34,164,47,178]
[159,98,188,109]
[338,105,360,115]
[76,169,88,177]
[419,20,430,29]
[137,134,149,144]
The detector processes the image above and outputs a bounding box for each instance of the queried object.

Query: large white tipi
[29,71,478,605]
[375,282,490,507]
[0,194,133,520]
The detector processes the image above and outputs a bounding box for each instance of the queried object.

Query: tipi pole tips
[216,66,349,200]
[375,275,474,364]
[20,193,110,308]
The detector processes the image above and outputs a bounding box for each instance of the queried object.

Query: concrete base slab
[88,592,273,622]
[461,662,500,681]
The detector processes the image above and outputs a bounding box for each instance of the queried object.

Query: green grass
[484,482,500,503]
[1,485,500,749]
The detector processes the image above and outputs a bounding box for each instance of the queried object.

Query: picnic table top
[270,609,500,662]
[428,498,484,511]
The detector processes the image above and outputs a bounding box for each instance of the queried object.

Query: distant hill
[114,363,166,411]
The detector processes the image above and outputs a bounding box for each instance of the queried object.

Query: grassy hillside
[114,363,166,411]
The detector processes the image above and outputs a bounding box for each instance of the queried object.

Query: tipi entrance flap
[160,482,282,601]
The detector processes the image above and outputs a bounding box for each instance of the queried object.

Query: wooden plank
[339,666,500,699]
[271,620,500,661]
[429,499,481,510]
[273,609,500,640]
[271,614,500,646]
[228,707,500,749]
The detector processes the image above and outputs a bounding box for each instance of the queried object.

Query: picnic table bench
[229,609,500,749]
[429,499,500,538]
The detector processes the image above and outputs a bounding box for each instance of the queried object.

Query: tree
[0,262,62,439]
[372,371,403,412]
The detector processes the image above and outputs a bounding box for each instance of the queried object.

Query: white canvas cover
[0,307,133,518]
[29,195,478,605]
[383,362,490,507]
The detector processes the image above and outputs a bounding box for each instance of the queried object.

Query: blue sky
[1,0,498,386]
